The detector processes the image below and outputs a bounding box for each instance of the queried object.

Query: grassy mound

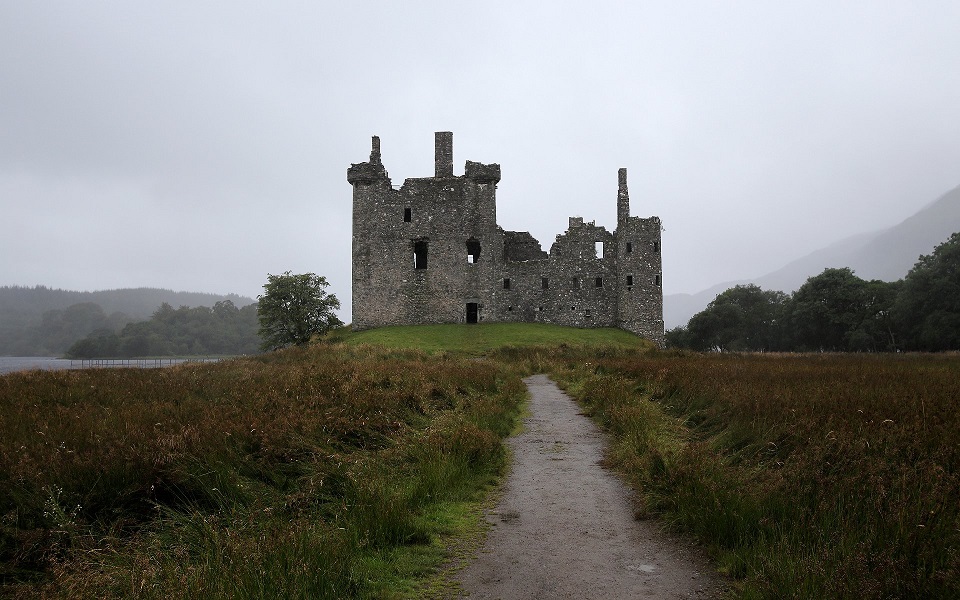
[343,323,651,355]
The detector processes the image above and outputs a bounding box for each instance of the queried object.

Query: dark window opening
[595,277,603,288]
[655,274,662,286]
[626,242,633,253]
[404,207,411,222]
[653,241,660,252]
[585,309,592,318]
[572,278,580,289]
[541,277,549,289]
[626,275,633,286]
[466,238,481,263]
[538,306,544,312]
[413,240,428,269]
[508,305,514,311]
[503,278,511,290]
[466,302,478,324]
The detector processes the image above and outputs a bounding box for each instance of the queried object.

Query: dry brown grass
[1,343,525,598]
[553,351,960,599]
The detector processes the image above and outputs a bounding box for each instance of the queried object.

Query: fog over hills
[665,183,960,329]
[0,286,258,356]
[0,286,255,322]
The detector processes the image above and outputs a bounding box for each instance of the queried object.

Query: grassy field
[3,324,958,598]
[0,342,526,598]
[548,350,960,599]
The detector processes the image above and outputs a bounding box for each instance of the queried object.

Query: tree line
[667,231,960,352]
[66,272,343,358]
[66,300,260,358]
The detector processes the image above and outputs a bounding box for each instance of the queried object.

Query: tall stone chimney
[435,131,453,178]
[617,168,630,227]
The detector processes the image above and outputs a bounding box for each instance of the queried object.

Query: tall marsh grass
[552,350,960,598]
[0,343,525,598]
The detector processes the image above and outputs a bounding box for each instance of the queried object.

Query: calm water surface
[0,357,74,374]
[0,357,221,375]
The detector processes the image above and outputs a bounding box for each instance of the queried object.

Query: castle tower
[614,168,664,346]
[349,132,503,330]
[348,136,393,330]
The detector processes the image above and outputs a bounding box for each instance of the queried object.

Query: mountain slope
[0,286,256,355]
[665,183,960,329]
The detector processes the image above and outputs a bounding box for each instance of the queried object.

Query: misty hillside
[665,183,960,329]
[0,286,256,356]
[0,286,255,321]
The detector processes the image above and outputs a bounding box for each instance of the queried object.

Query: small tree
[257,272,342,351]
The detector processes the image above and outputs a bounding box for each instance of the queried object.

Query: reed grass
[6,324,956,598]
[549,350,960,599]
[0,343,525,598]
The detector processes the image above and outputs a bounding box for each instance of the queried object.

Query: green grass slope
[342,323,652,355]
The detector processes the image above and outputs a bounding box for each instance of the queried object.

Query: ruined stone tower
[348,132,664,345]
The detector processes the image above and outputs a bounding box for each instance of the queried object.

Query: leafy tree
[892,231,960,350]
[257,272,342,351]
[664,325,693,349]
[847,279,901,351]
[785,268,898,351]
[682,284,788,351]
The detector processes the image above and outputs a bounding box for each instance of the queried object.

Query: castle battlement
[348,132,664,345]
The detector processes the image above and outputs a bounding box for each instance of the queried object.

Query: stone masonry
[348,132,664,345]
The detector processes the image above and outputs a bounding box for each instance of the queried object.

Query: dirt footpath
[456,374,722,599]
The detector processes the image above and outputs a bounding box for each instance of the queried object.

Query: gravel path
[456,374,722,599]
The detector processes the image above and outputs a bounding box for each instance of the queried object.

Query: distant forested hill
[0,286,255,355]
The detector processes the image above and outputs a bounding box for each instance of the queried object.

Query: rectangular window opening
[572,278,580,290]
[404,207,411,222]
[585,309,592,318]
[655,274,662,286]
[541,277,549,289]
[626,275,633,286]
[595,277,603,288]
[466,239,481,263]
[413,240,428,269]
[503,278,511,290]
[595,241,604,258]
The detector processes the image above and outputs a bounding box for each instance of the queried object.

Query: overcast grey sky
[3,1,959,322]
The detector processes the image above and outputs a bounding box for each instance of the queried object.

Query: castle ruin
[348,132,664,345]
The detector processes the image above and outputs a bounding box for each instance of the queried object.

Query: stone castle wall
[348,132,664,345]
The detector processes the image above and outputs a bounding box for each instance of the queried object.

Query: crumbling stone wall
[348,132,664,345]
